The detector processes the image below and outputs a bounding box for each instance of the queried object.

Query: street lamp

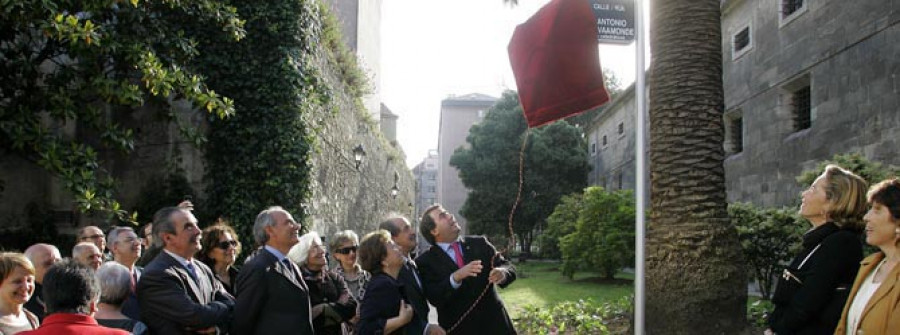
[390,184,400,198]
[352,144,366,169]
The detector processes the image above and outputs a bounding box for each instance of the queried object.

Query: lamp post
[352,144,366,169]
[390,185,400,198]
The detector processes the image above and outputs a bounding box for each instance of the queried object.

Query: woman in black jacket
[766,165,868,335]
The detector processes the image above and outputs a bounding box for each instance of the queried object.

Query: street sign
[590,0,635,45]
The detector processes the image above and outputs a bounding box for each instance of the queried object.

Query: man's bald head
[25,243,62,283]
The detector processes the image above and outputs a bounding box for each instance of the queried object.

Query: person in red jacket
[19,260,128,335]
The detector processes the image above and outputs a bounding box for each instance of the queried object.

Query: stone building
[721,0,899,206]
[586,0,899,208]
[437,93,497,234]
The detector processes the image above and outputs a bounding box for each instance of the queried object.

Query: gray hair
[329,230,360,253]
[152,207,184,248]
[72,242,99,260]
[253,206,287,246]
[96,262,131,306]
[287,231,322,267]
[107,226,135,250]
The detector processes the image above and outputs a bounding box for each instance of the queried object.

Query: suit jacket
[768,222,862,335]
[17,313,129,335]
[358,273,421,335]
[121,266,142,321]
[834,252,900,335]
[137,251,234,335]
[416,236,517,334]
[233,248,314,335]
[399,259,429,335]
[24,283,45,322]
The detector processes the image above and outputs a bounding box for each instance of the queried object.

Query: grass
[498,261,634,319]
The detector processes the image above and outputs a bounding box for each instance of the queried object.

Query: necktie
[130,270,137,293]
[282,259,297,278]
[451,242,465,268]
[185,262,199,282]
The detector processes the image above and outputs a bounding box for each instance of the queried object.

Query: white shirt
[436,241,463,289]
[845,259,886,335]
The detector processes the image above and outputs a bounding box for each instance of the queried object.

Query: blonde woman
[767,165,868,335]
[834,179,900,334]
[0,253,38,334]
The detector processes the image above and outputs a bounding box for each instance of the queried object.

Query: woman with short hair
[196,223,241,295]
[330,230,371,302]
[356,230,415,335]
[288,232,357,335]
[766,165,868,335]
[834,178,900,334]
[0,252,38,334]
[94,262,147,335]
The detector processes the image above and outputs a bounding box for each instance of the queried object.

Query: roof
[441,93,498,107]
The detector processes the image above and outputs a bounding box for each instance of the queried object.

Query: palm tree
[645,0,747,333]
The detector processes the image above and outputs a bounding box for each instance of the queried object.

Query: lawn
[498,260,634,319]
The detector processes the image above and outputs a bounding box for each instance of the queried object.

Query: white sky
[382,0,649,168]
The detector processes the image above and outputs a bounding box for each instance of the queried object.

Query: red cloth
[18,313,130,335]
[508,0,610,128]
[452,242,465,268]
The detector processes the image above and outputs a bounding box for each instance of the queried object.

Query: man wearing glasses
[380,215,446,335]
[415,204,517,334]
[77,225,109,260]
[108,226,143,320]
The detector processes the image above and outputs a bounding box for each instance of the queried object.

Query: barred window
[792,86,811,131]
[782,0,804,18]
[734,27,750,52]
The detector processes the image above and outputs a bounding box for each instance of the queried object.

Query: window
[427,186,436,193]
[591,142,597,155]
[477,110,485,118]
[724,112,743,155]
[617,122,624,135]
[615,171,623,190]
[602,135,607,146]
[428,174,436,180]
[779,0,807,26]
[791,86,811,131]
[732,25,751,60]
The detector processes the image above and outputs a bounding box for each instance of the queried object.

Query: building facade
[413,150,439,220]
[437,93,497,234]
[322,0,383,121]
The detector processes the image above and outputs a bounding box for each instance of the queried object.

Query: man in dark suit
[19,259,129,335]
[233,206,314,335]
[379,216,445,335]
[107,226,142,320]
[24,243,62,322]
[137,207,234,334]
[415,204,517,334]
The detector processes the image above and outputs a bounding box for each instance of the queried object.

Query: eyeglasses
[81,234,105,240]
[334,246,358,254]
[216,240,239,249]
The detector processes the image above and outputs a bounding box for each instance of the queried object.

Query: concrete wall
[722,0,900,207]
[437,94,497,234]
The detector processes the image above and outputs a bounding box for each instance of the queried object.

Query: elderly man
[233,206,314,334]
[18,260,129,335]
[415,204,517,334]
[77,226,107,253]
[137,207,234,334]
[72,242,103,271]
[23,243,62,321]
[379,216,446,335]
[107,226,143,320]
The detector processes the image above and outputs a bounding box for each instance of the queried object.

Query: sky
[381,0,649,168]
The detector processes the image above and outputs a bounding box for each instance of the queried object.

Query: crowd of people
[0,203,518,334]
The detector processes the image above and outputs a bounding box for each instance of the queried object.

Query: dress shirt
[436,241,463,289]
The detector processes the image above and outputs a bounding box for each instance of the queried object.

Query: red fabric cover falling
[508,0,610,128]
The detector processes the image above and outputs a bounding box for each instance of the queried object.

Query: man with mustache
[107,226,143,320]
[233,206,314,334]
[415,204,517,334]
[138,207,234,334]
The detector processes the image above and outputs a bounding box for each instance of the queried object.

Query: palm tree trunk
[646,0,747,333]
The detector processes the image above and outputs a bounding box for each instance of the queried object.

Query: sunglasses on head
[335,246,358,254]
[216,240,238,249]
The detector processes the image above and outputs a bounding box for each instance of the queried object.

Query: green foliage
[318,1,371,100]
[747,299,775,329]
[0,0,245,220]
[515,297,632,335]
[451,91,589,252]
[731,202,805,300]
[540,193,582,259]
[195,0,326,248]
[796,152,900,186]
[558,187,635,279]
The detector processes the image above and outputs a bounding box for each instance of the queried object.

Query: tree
[0,0,244,219]
[645,0,747,332]
[731,203,804,300]
[450,91,589,253]
[541,192,583,259]
[559,186,635,279]
[796,152,900,186]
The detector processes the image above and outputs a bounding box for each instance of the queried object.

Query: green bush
[796,152,899,186]
[558,187,634,279]
[747,299,775,329]
[515,297,632,335]
[731,202,804,300]
[540,193,582,259]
